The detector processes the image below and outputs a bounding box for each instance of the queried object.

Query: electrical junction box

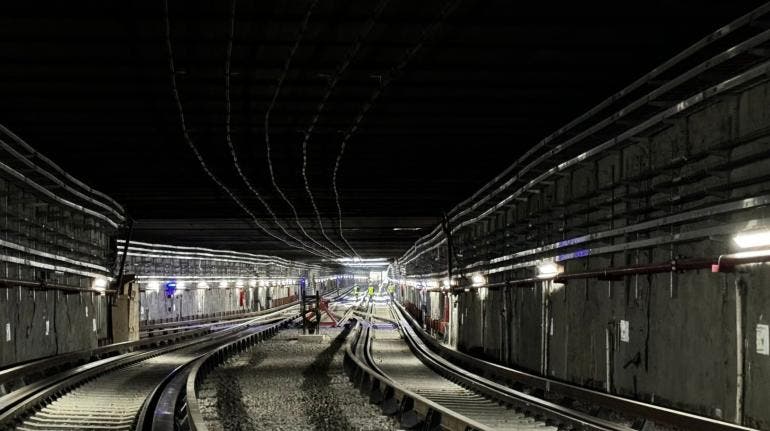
[112,280,140,343]
[757,324,769,356]
[619,320,630,343]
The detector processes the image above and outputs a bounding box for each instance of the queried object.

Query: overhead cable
[262,0,341,257]
[162,0,328,258]
[299,0,392,258]
[222,0,334,258]
[331,0,463,257]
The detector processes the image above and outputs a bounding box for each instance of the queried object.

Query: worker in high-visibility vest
[367,285,375,298]
[387,283,395,299]
[353,284,359,298]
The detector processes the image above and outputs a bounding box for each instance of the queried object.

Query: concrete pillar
[111,280,139,343]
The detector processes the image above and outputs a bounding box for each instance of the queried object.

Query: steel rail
[140,302,298,332]
[139,301,306,339]
[163,287,353,431]
[384,302,628,431]
[0,301,299,413]
[394,301,759,431]
[345,317,495,431]
[0,306,298,430]
[135,315,297,431]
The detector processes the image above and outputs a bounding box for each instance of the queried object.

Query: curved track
[3,306,299,431]
[348,295,635,430]
[371,324,557,430]
[141,288,356,431]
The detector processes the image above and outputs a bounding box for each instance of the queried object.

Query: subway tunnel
[0,0,770,430]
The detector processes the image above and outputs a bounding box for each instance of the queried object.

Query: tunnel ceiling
[0,0,765,260]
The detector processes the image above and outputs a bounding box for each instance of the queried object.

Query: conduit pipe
[432,251,770,293]
[0,278,111,294]
[734,276,746,425]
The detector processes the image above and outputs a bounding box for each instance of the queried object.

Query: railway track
[139,288,355,431]
[341,295,759,431]
[370,323,559,430]
[350,297,626,430]
[0,286,353,430]
[0,305,299,431]
[3,288,747,431]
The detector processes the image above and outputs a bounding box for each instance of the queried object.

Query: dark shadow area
[213,349,268,431]
[300,327,354,430]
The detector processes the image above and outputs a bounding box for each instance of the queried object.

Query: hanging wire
[332,0,463,257]
[262,0,341,257]
[300,0,392,258]
[301,141,347,256]
[222,0,334,258]
[163,0,329,259]
[331,140,357,256]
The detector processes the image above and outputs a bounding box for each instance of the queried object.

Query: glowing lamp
[734,230,770,249]
[537,263,561,279]
[93,277,108,291]
[147,280,160,292]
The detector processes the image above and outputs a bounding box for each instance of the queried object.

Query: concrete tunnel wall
[0,288,108,368]
[403,75,770,427]
[140,285,293,324]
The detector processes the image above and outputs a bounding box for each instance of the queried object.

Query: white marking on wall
[45,320,50,336]
[85,306,88,317]
[5,323,10,341]
[619,320,630,343]
[757,324,769,355]
[92,318,97,333]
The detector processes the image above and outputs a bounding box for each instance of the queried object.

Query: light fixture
[165,281,177,297]
[235,280,245,288]
[92,277,108,291]
[734,230,770,249]
[478,287,488,300]
[147,280,160,292]
[176,281,186,290]
[537,262,561,279]
[219,280,229,288]
[441,278,451,290]
[259,280,268,287]
[197,281,209,289]
[471,273,486,287]
[249,279,257,288]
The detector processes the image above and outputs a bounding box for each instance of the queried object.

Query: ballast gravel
[198,327,399,431]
